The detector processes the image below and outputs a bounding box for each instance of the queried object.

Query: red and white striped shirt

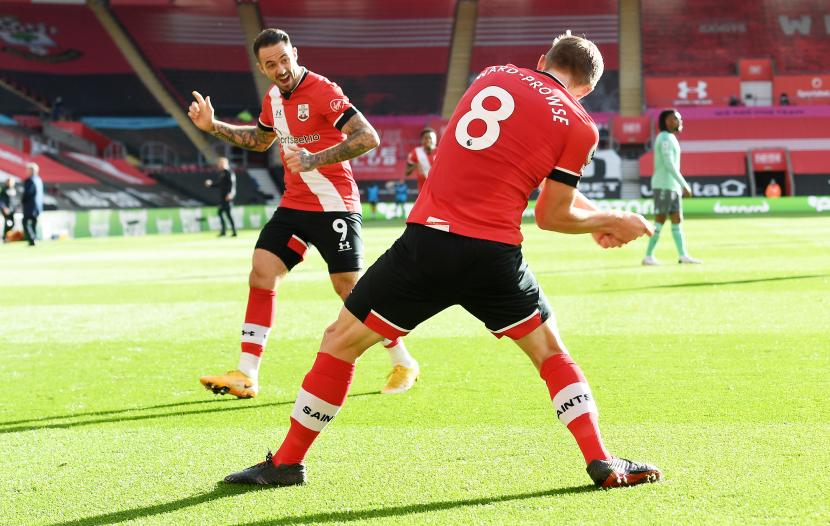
[258,69,361,212]
[406,145,437,191]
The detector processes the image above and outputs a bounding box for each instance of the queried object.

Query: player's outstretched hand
[283,143,315,173]
[188,91,215,133]
[600,211,654,247]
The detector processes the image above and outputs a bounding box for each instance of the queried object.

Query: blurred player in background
[642,109,702,265]
[1,177,18,242]
[204,156,237,237]
[765,178,782,198]
[366,182,379,219]
[405,127,437,193]
[394,179,408,218]
[188,29,419,398]
[21,163,42,247]
[224,33,662,490]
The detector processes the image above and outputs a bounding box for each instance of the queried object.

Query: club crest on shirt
[297,104,310,122]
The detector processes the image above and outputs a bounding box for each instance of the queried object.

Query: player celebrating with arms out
[188,29,419,398]
[405,127,438,192]
[642,108,702,265]
[224,33,662,490]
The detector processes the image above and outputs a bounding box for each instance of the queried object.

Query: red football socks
[240,287,276,359]
[274,352,355,465]
[540,353,611,464]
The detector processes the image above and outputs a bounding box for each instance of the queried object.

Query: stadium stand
[655,114,830,153]
[0,89,34,117]
[0,3,163,115]
[9,114,42,130]
[260,0,456,114]
[0,75,49,114]
[0,124,33,154]
[789,150,830,195]
[48,122,114,156]
[53,151,195,208]
[642,0,830,76]
[0,140,101,209]
[84,120,200,165]
[470,0,619,112]
[110,1,260,116]
[0,134,204,209]
[151,168,267,207]
[2,0,825,216]
[0,142,92,184]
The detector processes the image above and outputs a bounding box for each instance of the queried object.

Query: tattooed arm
[210,122,276,152]
[283,112,380,173]
[187,90,276,152]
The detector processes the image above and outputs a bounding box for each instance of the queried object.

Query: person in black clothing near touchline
[1,177,19,243]
[205,156,238,237]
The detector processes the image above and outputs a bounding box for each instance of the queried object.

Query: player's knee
[321,321,339,346]
[516,320,569,370]
[333,282,353,301]
[526,338,568,369]
[320,320,365,361]
[249,265,279,290]
[331,275,358,300]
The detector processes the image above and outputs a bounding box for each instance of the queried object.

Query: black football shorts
[255,207,363,273]
[345,224,551,340]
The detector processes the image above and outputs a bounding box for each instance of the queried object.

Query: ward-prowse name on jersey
[476,65,573,126]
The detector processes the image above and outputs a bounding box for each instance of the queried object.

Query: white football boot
[641,255,660,266]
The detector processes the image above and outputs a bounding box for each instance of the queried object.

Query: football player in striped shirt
[188,29,419,399]
[406,127,438,192]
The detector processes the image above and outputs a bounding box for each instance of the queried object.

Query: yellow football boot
[381,363,419,394]
[199,370,259,398]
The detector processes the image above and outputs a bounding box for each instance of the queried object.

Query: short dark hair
[253,28,291,59]
[658,109,678,132]
[420,127,436,138]
[543,33,604,88]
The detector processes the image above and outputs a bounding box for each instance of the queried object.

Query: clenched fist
[283,143,316,173]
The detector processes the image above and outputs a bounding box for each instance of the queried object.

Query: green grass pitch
[1,216,828,525]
